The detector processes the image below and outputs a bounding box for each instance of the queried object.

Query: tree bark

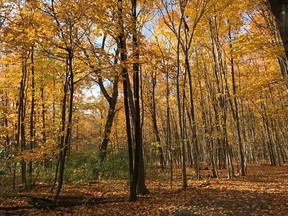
[269,0,288,59]
[131,0,149,199]
[17,55,29,188]
[150,71,165,170]
[228,25,245,176]
[28,46,35,187]
[117,0,136,201]
[54,48,74,202]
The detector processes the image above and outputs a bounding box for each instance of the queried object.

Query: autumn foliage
[0,0,287,214]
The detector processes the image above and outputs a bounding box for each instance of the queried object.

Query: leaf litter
[0,164,287,215]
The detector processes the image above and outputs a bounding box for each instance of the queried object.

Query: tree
[268,0,288,59]
[40,0,95,201]
[0,0,288,204]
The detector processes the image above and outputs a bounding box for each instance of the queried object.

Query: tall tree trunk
[209,17,234,178]
[29,47,36,188]
[97,50,119,161]
[260,96,277,166]
[150,71,165,169]
[131,0,148,198]
[202,59,223,173]
[89,37,120,162]
[185,53,200,180]
[3,91,10,160]
[228,26,245,176]
[17,55,29,189]
[138,66,149,195]
[98,83,118,161]
[198,73,217,178]
[117,0,136,201]
[54,49,74,202]
[176,42,187,189]
[41,87,50,168]
[165,67,173,188]
[174,10,187,190]
[269,0,288,59]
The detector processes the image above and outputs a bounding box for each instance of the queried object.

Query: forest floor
[0,164,287,215]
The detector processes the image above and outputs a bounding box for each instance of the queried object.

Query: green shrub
[64,150,99,183]
[145,162,169,181]
[99,149,129,180]
[0,163,16,195]
[64,149,129,183]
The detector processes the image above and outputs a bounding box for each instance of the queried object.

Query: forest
[0,0,287,215]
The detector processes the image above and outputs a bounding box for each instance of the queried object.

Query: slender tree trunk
[174,10,187,189]
[95,38,119,162]
[17,55,29,189]
[260,96,277,166]
[54,49,74,202]
[165,68,173,188]
[176,47,187,189]
[209,17,234,177]
[131,0,149,198]
[41,87,50,168]
[99,93,118,161]
[201,59,219,177]
[228,25,245,176]
[150,71,165,169]
[198,76,217,178]
[28,47,35,188]
[3,91,10,160]
[117,0,136,201]
[185,53,200,180]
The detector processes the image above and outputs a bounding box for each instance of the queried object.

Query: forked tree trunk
[95,37,119,162]
[98,83,118,161]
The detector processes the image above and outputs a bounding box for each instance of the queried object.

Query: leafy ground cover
[0,164,287,215]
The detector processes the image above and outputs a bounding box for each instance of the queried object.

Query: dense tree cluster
[0,0,287,201]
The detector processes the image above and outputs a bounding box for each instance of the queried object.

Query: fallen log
[0,196,127,212]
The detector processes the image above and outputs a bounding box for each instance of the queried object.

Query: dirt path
[0,164,287,215]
